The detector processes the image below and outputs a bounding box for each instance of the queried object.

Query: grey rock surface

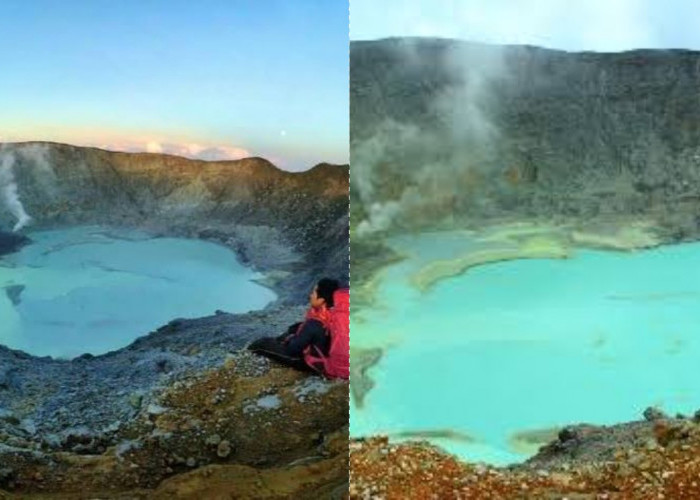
[0,231,30,256]
[351,38,700,237]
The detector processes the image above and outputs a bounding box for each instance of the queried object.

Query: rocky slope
[0,142,349,498]
[0,349,349,499]
[351,38,700,237]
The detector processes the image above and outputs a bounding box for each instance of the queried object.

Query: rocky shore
[0,142,349,497]
[351,407,700,499]
[0,231,29,257]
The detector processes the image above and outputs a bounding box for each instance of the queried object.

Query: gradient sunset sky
[0,0,348,171]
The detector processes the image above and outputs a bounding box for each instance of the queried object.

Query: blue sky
[351,0,700,51]
[0,0,349,171]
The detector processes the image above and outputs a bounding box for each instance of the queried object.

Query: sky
[0,0,349,171]
[351,0,700,52]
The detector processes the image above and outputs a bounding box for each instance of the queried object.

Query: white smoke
[436,43,504,147]
[351,119,423,207]
[0,151,32,232]
[356,200,402,237]
[351,40,507,237]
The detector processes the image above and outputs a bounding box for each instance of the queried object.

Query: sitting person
[248,278,341,373]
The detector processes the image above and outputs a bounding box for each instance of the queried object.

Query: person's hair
[316,278,340,307]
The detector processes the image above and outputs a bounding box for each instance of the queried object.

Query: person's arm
[285,319,325,357]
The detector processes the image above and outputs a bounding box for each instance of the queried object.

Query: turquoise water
[350,233,700,465]
[0,226,275,359]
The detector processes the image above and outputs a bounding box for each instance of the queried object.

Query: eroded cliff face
[1,142,349,302]
[351,38,700,238]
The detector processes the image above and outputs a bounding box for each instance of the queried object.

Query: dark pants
[248,323,315,373]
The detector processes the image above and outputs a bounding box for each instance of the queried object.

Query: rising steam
[351,40,507,237]
[0,150,32,232]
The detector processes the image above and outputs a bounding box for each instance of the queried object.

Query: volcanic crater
[0,142,349,498]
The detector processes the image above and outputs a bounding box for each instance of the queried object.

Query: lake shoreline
[351,222,700,465]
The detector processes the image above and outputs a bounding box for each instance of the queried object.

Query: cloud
[146,141,163,153]
[96,140,251,161]
[164,143,251,161]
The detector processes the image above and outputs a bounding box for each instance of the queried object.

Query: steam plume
[351,40,506,236]
[0,151,32,232]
